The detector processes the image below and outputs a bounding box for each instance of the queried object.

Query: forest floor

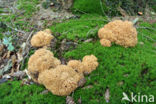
[0,0,156,104]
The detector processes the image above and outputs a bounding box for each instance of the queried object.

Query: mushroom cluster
[98,20,138,47]
[68,55,99,75]
[28,48,61,82]
[38,65,83,96]
[28,29,99,96]
[31,29,54,47]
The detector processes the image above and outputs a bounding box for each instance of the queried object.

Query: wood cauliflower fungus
[38,65,83,96]
[98,20,138,47]
[82,55,99,74]
[67,60,84,74]
[68,55,99,74]
[28,48,61,82]
[31,29,54,47]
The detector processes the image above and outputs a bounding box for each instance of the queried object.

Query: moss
[72,0,109,15]
[0,81,65,104]
[63,22,156,103]
[17,0,39,18]
[1,22,155,103]
[72,0,156,16]
[50,14,108,41]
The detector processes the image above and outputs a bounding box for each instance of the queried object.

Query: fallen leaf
[0,59,12,76]
[7,51,11,58]
[0,44,4,52]
[78,78,86,87]
[21,79,34,86]
[105,88,110,103]
[11,71,26,79]
[2,74,11,79]
[77,96,82,104]
[84,38,93,43]
[66,96,76,104]
[40,90,49,95]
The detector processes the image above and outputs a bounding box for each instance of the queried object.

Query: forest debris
[40,90,49,95]
[0,59,12,76]
[0,78,8,84]
[2,74,11,79]
[11,71,26,79]
[66,96,76,104]
[78,77,86,87]
[77,97,82,104]
[7,51,11,58]
[104,88,110,103]
[11,55,17,73]
[84,38,93,43]
[24,69,31,79]
[0,44,4,52]
[21,79,34,86]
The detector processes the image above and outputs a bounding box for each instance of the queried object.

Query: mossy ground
[0,0,156,104]
[50,14,108,41]
[1,16,156,103]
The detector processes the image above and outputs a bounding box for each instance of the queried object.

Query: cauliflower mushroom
[82,55,99,74]
[28,48,61,82]
[38,65,83,96]
[98,20,138,47]
[67,60,84,74]
[31,29,54,47]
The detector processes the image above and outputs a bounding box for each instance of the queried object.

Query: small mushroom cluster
[98,20,138,47]
[28,29,99,96]
[31,29,54,47]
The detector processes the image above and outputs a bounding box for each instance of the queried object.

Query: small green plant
[2,37,14,51]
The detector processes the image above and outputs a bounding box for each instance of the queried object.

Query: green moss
[72,0,156,16]
[72,0,109,15]
[17,0,39,18]
[1,22,155,104]
[50,14,108,41]
[0,81,65,104]
[63,22,156,103]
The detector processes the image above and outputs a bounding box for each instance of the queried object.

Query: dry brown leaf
[77,97,82,104]
[66,96,76,104]
[78,78,86,87]
[11,71,26,79]
[105,88,110,103]
[7,51,11,58]
[0,44,4,52]
[11,55,17,73]
[40,90,49,95]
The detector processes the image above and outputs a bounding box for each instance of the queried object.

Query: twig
[26,31,34,44]
[21,31,34,69]
[5,23,26,34]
